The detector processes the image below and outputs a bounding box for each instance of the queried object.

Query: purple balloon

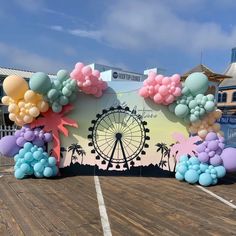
[0,135,20,157]
[14,130,22,138]
[43,133,52,142]
[208,151,215,157]
[24,131,35,141]
[215,147,223,155]
[218,142,225,150]
[198,152,209,163]
[16,137,27,147]
[205,148,210,153]
[33,137,44,147]
[205,132,218,141]
[210,154,222,166]
[196,143,206,153]
[34,131,39,136]
[221,148,236,172]
[207,140,219,151]
[39,133,44,139]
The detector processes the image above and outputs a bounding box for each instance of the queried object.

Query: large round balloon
[184,72,209,96]
[221,148,236,172]
[0,135,20,157]
[29,72,51,95]
[3,75,28,100]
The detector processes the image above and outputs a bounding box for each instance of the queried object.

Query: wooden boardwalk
[0,173,236,235]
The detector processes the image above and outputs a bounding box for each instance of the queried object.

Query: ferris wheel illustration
[88,106,150,170]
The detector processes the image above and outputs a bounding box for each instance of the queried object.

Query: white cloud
[0,42,69,73]
[68,29,102,41]
[49,25,64,32]
[14,0,44,11]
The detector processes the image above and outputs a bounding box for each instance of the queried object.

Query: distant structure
[89,63,164,82]
[181,64,230,99]
[0,67,55,126]
[218,48,236,115]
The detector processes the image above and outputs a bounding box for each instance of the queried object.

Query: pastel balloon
[29,72,51,94]
[184,169,199,184]
[198,152,209,163]
[175,104,189,118]
[220,148,236,172]
[1,96,10,105]
[3,75,28,100]
[0,135,20,157]
[29,107,40,117]
[209,155,222,166]
[184,72,209,95]
[199,173,212,186]
[24,90,39,103]
[37,101,49,112]
[57,70,69,82]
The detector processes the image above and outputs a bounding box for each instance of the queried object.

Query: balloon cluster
[1,75,49,126]
[70,62,108,97]
[139,72,182,105]
[196,132,224,166]
[30,71,77,113]
[175,155,226,186]
[14,126,52,148]
[189,109,223,138]
[14,142,58,179]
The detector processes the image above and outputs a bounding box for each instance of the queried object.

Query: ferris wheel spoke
[122,138,140,151]
[105,115,117,132]
[96,136,115,143]
[96,123,115,134]
[97,138,116,151]
[101,118,116,133]
[121,118,140,134]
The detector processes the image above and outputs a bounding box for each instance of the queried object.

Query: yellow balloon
[24,90,38,103]
[3,75,28,100]
[18,101,25,109]
[37,100,49,112]
[213,123,221,132]
[9,113,16,121]
[8,103,19,113]
[214,109,222,119]
[19,111,25,118]
[198,129,208,139]
[23,115,33,123]
[29,107,40,117]
[1,96,10,105]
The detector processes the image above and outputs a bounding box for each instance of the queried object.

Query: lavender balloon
[0,135,20,157]
[24,131,35,141]
[16,137,27,147]
[43,133,52,142]
[221,148,236,172]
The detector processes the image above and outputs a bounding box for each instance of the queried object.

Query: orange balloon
[24,90,38,103]
[3,75,28,100]
[37,100,49,112]
[9,113,16,121]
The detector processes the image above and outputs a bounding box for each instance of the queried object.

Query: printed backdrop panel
[60,82,188,175]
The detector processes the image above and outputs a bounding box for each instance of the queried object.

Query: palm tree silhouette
[68,143,86,165]
[156,142,168,168]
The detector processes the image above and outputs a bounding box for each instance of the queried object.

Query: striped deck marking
[197,185,236,209]
[94,176,112,236]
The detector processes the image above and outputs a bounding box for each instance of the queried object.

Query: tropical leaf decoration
[30,104,78,164]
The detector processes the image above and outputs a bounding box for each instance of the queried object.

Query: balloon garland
[0,63,236,183]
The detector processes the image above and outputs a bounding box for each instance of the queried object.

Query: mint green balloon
[206,94,215,101]
[29,72,51,94]
[168,103,176,113]
[52,102,62,113]
[59,96,69,106]
[53,80,62,90]
[185,72,209,96]
[62,87,72,97]
[57,70,69,82]
[204,101,215,112]
[188,100,197,109]
[182,86,190,95]
[175,104,189,118]
[195,94,204,100]
[47,88,59,101]
[190,114,199,122]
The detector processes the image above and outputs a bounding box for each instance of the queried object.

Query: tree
[155,142,168,168]
[68,143,86,165]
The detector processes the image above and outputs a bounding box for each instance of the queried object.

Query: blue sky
[0,0,236,75]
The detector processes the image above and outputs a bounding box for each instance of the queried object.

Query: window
[222,93,227,102]
[232,92,236,102]
[218,93,222,102]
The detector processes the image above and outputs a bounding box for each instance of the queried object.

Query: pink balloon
[159,85,168,96]
[153,93,163,103]
[162,77,171,85]
[82,66,92,76]
[148,86,155,95]
[173,87,182,97]
[75,62,84,70]
[139,87,149,98]
[155,75,163,84]
[165,94,175,104]
[148,71,156,80]
[171,74,180,83]
[154,84,160,92]
[92,70,100,78]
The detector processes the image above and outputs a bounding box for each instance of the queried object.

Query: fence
[0,125,17,174]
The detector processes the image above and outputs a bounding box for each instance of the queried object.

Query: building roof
[181,64,231,82]
[219,63,236,88]
[0,66,55,79]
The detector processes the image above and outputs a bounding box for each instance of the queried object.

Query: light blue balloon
[48,156,57,166]
[185,72,209,95]
[215,165,226,178]
[200,163,209,172]
[34,162,44,172]
[175,172,184,181]
[40,159,47,166]
[178,165,188,175]
[43,167,53,177]
[34,171,43,178]
[192,164,200,171]
[33,151,42,160]
[211,173,217,179]
[19,149,27,156]
[15,169,25,179]
[29,72,51,94]
[28,167,34,175]
[212,178,218,185]
[180,155,189,162]
[189,156,200,165]
[20,163,30,174]
[184,169,199,184]
[199,173,213,186]
[210,169,217,174]
[175,104,189,118]
[24,142,33,151]
[24,152,33,162]
[52,166,59,176]
[14,154,19,162]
